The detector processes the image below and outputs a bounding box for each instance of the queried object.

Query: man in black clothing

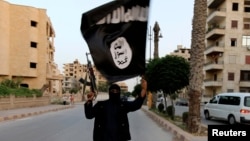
[84,77,147,141]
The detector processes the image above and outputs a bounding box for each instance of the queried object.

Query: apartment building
[170,45,191,61]
[62,59,108,93]
[0,1,63,96]
[204,0,250,97]
[62,59,130,93]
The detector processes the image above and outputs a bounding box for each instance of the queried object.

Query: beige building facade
[62,59,108,93]
[170,45,191,61]
[62,59,129,94]
[204,0,250,97]
[0,1,63,96]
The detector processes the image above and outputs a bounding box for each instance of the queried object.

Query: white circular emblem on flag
[110,37,132,69]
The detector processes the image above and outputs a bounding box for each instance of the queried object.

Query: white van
[203,92,250,125]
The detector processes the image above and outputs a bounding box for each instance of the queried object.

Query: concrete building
[204,0,250,97]
[62,59,129,94]
[62,59,108,93]
[116,82,129,92]
[0,1,63,96]
[170,45,191,61]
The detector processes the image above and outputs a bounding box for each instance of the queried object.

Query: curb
[0,105,74,122]
[141,107,207,141]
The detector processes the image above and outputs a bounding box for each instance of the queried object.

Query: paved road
[0,102,208,141]
[0,103,174,141]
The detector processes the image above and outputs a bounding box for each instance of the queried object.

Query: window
[231,20,238,28]
[30,62,37,68]
[210,96,218,104]
[244,0,250,13]
[232,3,238,11]
[219,96,240,105]
[218,96,228,104]
[231,38,237,47]
[243,18,250,29]
[20,84,29,88]
[30,20,37,27]
[245,7,250,13]
[246,55,250,64]
[242,35,250,47]
[244,97,250,107]
[229,55,236,64]
[228,72,235,81]
[30,42,37,48]
[240,70,250,81]
[244,23,250,29]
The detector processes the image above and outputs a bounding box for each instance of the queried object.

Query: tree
[187,0,207,133]
[131,84,141,97]
[97,81,109,92]
[145,55,190,117]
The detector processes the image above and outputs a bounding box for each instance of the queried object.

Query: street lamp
[148,26,153,61]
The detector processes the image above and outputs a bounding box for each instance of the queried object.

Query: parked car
[203,92,250,125]
[175,98,188,106]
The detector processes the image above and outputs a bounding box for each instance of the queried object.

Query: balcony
[204,61,223,71]
[239,81,250,87]
[203,78,223,87]
[208,0,225,8]
[205,44,224,55]
[206,26,225,40]
[207,8,226,23]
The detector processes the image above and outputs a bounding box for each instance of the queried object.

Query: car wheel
[204,111,210,120]
[228,115,236,125]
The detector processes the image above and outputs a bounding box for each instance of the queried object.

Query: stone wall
[0,95,50,110]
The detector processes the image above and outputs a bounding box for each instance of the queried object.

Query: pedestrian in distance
[70,94,74,105]
[84,76,147,141]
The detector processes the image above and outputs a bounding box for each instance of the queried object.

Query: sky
[6,0,194,91]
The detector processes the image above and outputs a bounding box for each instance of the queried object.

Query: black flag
[80,0,150,83]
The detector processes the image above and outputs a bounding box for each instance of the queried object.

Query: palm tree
[187,0,207,133]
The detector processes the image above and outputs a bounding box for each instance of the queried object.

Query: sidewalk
[141,106,207,141]
[0,104,73,122]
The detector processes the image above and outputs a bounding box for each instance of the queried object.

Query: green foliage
[11,87,33,97]
[0,79,42,97]
[0,85,11,96]
[0,79,20,88]
[131,84,141,97]
[69,88,78,94]
[167,105,174,117]
[98,81,109,92]
[182,112,189,124]
[31,89,43,97]
[145,55,190,95]
[123,91,131,97]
